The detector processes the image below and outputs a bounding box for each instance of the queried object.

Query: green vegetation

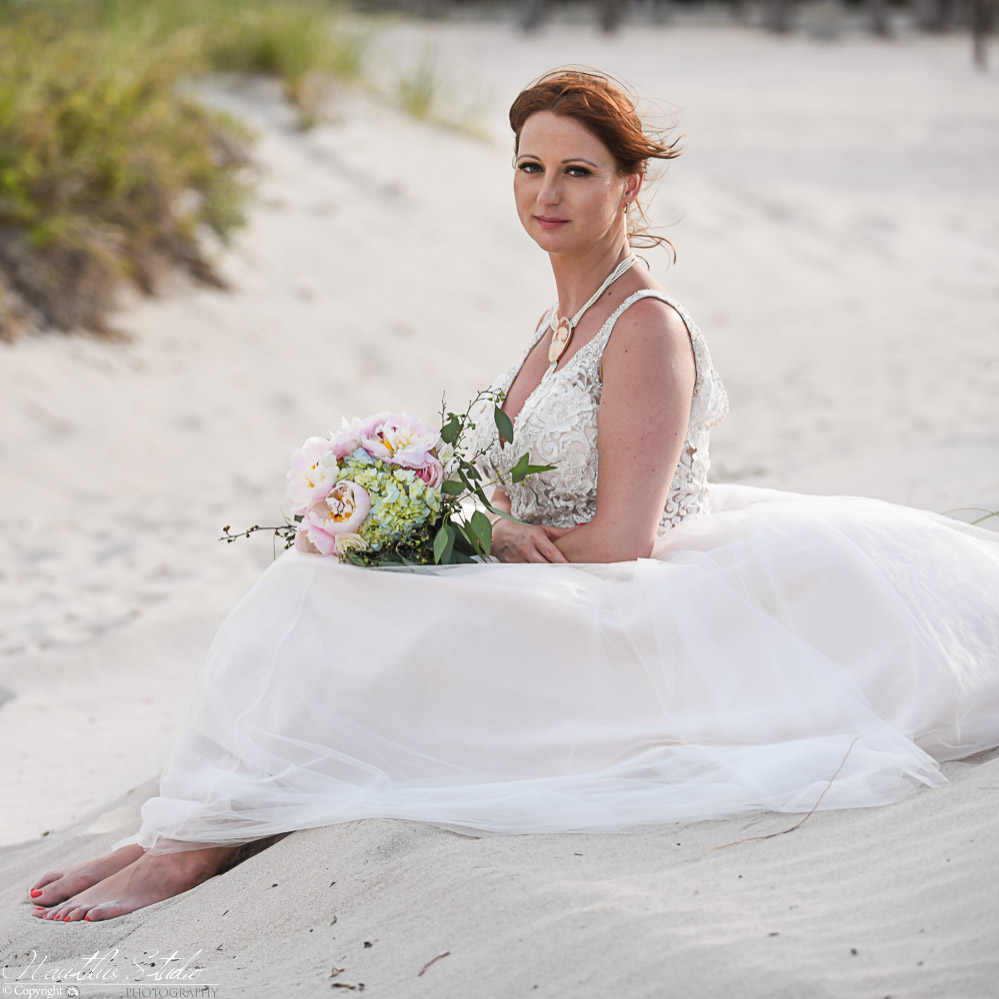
[394,50,440,122]
[392,48,488,139]
[0,0,368,339]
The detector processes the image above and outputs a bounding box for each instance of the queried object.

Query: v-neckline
[496,305,603,450]
[494,289,682,453]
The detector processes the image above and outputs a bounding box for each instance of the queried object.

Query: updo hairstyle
[509,68,681,258]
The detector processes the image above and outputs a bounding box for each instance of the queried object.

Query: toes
[29,874,65,901]
[64,907,89,922]
[29,879,73,906]
[29,872,62,895]
[29,873,95,907]
[85,901,127,922]
[28,871,62,898]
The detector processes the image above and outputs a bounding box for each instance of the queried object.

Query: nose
[537,175,561,208]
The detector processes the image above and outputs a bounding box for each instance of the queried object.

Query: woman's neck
[549,238,633,319]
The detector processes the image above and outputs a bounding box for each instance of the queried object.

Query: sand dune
[1,20,997,998]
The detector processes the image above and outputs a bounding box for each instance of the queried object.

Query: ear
[622,172,643,207]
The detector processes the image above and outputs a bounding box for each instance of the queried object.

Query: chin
[529,228,583,254]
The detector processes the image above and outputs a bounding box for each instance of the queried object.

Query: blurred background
[0,0,997,842]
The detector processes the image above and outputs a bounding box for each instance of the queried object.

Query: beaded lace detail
[468,290,729,535]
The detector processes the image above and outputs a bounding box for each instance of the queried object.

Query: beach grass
[392,48,488,139]
[0,0,367,339]
[394,49,441,121]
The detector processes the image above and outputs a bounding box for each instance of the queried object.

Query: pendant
[548,316,573,366]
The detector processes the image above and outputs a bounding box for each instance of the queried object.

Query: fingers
[511,541,564,563]
[513,524,566,563]
[539,537,569,563]
[542,525,577,539]
[496,524,572,563]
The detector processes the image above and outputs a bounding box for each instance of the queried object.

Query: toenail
[30,889,43,897]
[84,916,91,921]
[63,915,71,921]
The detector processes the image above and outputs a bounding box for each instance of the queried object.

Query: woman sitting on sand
[28,68,999,923]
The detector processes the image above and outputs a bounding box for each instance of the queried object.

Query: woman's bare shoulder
[601,293,694,378]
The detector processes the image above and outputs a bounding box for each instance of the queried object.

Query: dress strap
[595,288,702,389]
[595,288,730,432]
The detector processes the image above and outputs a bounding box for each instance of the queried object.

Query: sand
[1,16,997,998]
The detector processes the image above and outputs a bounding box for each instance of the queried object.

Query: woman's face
[514,111,640,256]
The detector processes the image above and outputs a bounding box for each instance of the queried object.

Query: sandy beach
[1,15,998,998]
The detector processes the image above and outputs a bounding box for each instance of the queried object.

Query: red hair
[509,68,682,258]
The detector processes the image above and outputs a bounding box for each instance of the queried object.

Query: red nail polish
[63,915,71,921]
[84,916,91,922]
[30,889,43,897]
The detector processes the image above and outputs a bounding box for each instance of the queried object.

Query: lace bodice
[467,290,729,534]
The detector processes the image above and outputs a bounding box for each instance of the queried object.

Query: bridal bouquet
[222,392,553,567]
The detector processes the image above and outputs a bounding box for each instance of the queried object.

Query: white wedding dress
[114,291,999,855]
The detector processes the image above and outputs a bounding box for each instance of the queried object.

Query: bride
[28,69,999,922]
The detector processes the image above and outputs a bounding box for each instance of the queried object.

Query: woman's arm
[555,298,696,563]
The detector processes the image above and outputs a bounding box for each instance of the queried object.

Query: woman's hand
[491,520,574,563]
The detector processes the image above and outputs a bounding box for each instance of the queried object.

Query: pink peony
[414,458,444,489]
[301,480,372,557]
[358,412,439,471]
[286,437,338,515]
[328,416,365,460]
[294,529,320,555]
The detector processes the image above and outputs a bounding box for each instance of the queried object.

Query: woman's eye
[516,163,590,177]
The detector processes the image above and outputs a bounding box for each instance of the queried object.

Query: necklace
[548,253,637,371]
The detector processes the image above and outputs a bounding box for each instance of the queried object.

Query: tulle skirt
[113,485,999,854]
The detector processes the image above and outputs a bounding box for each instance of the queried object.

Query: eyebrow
[516,155,600,167]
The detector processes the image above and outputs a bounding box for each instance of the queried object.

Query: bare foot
[29,844,145,907]
[32,845,240,922]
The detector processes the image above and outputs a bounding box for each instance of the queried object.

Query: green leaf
[494,405,514,444]
[469,509,492,558]
[433,524,450,563]
[440,414,461,445]
[452,522,476,555]
[441,479,465,496]
[509,453,530,482]
[509,452,557,484]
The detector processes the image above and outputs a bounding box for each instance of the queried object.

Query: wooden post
[970,0,993,68]
[767,0,795,33]
[868,0,891,35]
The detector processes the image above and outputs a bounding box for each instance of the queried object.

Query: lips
[536,215,569,229]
